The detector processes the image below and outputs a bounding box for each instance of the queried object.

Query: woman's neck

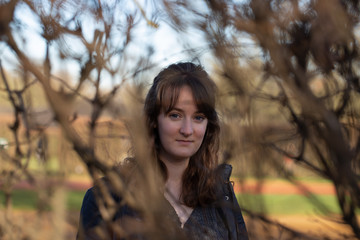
[160,155,190,201]
[160,155,194,228]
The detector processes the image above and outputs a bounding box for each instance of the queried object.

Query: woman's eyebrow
[168,107,204,114]
[168,107,184,113]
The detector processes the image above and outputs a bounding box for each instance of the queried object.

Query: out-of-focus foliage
[0,0,360,239]
[158,0,360,238]
[0,0,162,239]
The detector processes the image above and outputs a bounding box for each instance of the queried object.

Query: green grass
[0,189,86,211]
[0,189,357,216]
[67,191,87,210]
[237,194,343,215]
[0,190,39,210]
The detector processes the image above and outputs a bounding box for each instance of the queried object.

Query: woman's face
[157,85,208,163]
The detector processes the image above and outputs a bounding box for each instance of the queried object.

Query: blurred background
[0,0,359,239]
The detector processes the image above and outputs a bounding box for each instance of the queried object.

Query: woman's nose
[180,119,193,136]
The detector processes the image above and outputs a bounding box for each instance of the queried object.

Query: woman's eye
[194,115,206,122]
[169,113,181,119]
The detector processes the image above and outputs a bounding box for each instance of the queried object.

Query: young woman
[78,62,248,239]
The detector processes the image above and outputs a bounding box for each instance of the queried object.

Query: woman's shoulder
[216,163,233,182]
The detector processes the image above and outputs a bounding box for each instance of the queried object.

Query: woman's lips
[176,140,194,144]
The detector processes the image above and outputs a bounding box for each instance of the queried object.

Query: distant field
[238,193,341,215]
[0,185,357,239]
[0,174,345,215]
[0,189,85,211]
[0,188,344,215]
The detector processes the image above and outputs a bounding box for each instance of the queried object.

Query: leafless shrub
[1,0,359,239]
[0,0,163,239]
[159,0,360,238]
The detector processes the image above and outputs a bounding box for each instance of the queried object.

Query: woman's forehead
[172,87,200,110]
[159,81,213,111]
[161,85,192,107]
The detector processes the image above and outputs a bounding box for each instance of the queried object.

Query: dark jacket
[216,164,248,240]
[77,163,248,240]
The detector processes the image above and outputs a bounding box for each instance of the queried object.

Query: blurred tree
[159,0,360,238]
[1,0,360,239]
[0,0,162,239]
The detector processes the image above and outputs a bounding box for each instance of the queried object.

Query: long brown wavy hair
[144,62,220,207]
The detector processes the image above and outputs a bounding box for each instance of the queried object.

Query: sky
[0,0,211,90]
[0,0,266,93]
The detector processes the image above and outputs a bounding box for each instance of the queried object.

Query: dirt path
[233,179,335,195]
[9,178,336,196]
